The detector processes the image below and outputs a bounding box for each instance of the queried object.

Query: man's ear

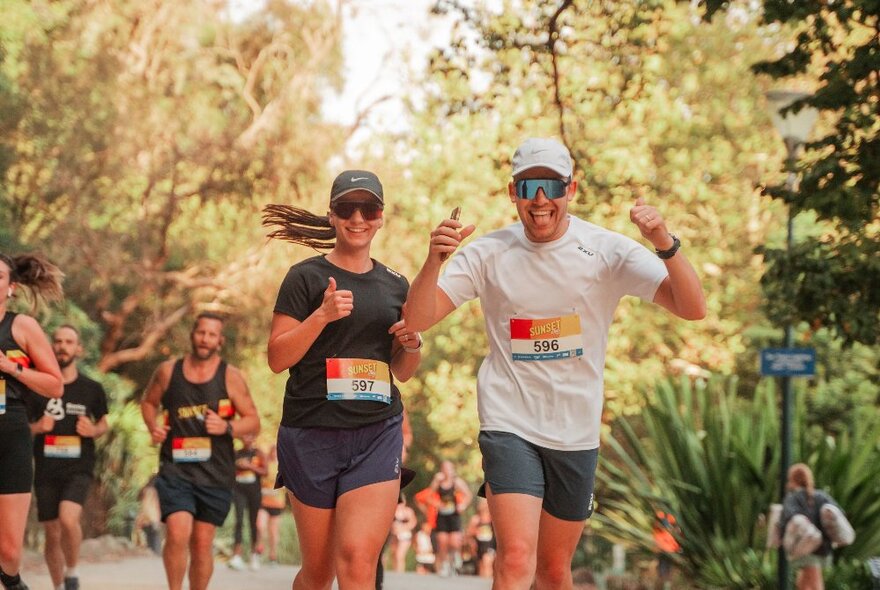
[566,180,578,202]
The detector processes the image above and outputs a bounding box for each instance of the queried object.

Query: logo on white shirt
[577,245,595,257]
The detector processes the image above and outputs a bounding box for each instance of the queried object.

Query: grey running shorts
[478,430,598,521]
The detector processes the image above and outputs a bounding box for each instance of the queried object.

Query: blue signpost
[761,345,816,590]
[760,348,816,377]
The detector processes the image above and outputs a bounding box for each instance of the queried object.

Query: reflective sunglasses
[331,202,384,220]
[514,178,569,200]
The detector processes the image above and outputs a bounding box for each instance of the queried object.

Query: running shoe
[64,577,79,590]
[250,553,261,571]
[228,554,245,570]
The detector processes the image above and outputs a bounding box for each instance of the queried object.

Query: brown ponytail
[787,463,816,506]
[262,204,336,251]
[1,252,64,311]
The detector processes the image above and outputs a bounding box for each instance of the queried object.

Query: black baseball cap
[329,170,384,205]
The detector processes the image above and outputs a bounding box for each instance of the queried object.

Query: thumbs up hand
[319,277,354,323]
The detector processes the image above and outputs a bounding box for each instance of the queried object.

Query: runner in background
[467,498,496,578]
[228,434,266,571]
[30,325,109,590]
[387,494,417,572]
[653,509,681,589]
[135,475,162,555]
[256,444,285,566]
[0,252,64,590]
[429,460,472,576]
[141,312,260,590]
[414,520,436,575]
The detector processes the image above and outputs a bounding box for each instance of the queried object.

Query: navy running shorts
[154,472,233,527]
[276,413,403,509]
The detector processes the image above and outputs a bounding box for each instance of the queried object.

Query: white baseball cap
[511,138,573,178]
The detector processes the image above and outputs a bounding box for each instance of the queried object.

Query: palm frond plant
[594,375,880,588]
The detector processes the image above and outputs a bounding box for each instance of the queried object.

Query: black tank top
[439,482,458,515]
[0,312,32,403]
[159,359,235,488]
[234,447,261,486]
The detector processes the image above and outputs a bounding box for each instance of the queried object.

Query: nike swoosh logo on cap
[351,177,368,182]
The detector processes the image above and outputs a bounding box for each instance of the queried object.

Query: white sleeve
[615,240,668,302]
[437,245,483,308]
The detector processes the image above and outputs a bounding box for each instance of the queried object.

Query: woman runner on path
[264,170,422,590]
[0,253,64,590]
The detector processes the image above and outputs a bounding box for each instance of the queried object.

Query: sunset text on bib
[510,315,584,361]
[326,358,392,404]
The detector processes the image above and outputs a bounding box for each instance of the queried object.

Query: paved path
[22,555,493,590]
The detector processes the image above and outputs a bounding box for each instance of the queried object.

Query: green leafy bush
[595,376,880,589]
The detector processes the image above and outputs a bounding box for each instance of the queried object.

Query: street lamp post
[765,90,818,590]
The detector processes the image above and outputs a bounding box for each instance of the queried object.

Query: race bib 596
[510,315,584,361]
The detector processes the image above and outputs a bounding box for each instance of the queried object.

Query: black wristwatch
[225,422,234,437]
[655,234,681,259]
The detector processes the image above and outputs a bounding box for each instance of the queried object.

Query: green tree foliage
[0,0,346,378]
[596,376,880,588]
[748,1,879,345]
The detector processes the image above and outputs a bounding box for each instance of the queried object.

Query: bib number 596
[534,340,559,353]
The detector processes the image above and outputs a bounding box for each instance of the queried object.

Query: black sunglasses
[331,202,384,220]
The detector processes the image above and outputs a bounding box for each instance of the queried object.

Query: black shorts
[154,473,233,527]
[34,473,93,521]
[262,507,283,517]
[477,539,496,559]
[435,512,462,533]
[0,404,34,494]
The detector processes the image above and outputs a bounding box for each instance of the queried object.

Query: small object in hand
[440,207,462,261]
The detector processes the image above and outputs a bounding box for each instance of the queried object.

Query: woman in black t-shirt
[264,170,422,589]
[0,252,64,590]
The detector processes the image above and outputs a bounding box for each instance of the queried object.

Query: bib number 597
[352,380,375,392]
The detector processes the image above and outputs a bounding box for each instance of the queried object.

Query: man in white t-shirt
[406,138,706,590]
